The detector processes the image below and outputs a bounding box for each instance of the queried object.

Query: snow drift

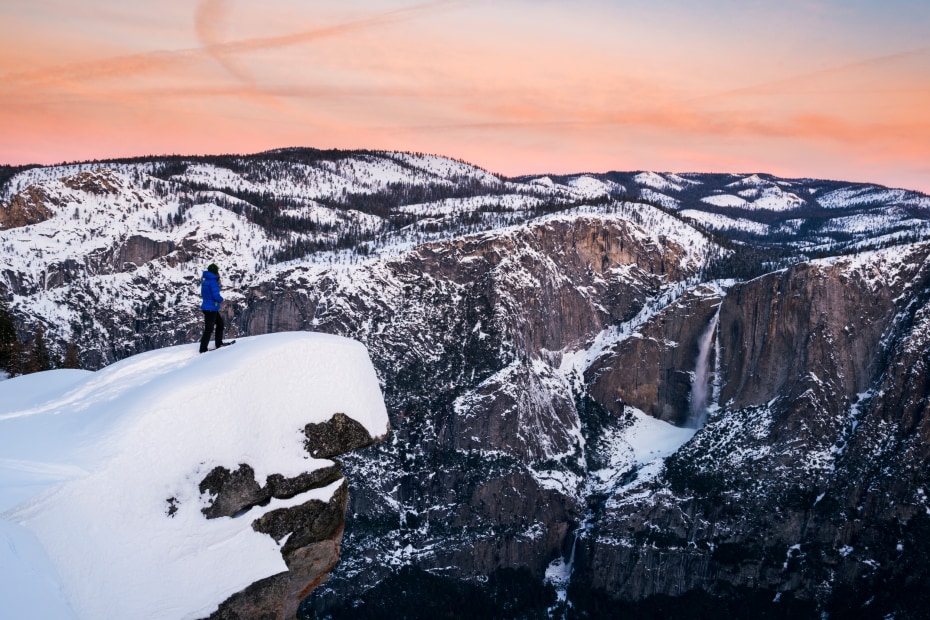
[0,332,389,620]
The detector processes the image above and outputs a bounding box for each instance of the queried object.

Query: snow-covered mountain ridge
[2,149,930,618]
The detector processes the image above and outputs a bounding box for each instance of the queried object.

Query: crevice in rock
[199,462,343,520]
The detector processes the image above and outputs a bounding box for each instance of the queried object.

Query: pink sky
[2,0,929,191]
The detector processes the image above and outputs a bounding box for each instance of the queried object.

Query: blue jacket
[201,271,223,311]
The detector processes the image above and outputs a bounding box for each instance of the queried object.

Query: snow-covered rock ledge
[0,333,389,620]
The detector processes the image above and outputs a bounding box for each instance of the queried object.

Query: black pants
[200,310,224,352]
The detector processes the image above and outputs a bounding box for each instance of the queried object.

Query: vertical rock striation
[586,285,724,426]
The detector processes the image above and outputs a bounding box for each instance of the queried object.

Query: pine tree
[0,296,17,376]
[62,340,82,369]
[7,339,26,377]
[26,325,53,373]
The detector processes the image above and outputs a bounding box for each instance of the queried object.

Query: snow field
[701,194,748,208]
[634,171,688,192]
[680,209,772,235]
[594,408,697,493]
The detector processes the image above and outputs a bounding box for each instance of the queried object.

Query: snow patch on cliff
[595,408,697,496]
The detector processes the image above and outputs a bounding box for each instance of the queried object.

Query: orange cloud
[1,1,929,193]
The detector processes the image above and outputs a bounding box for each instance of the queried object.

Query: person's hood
[202,271,219,280]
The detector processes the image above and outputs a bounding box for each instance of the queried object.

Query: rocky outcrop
[200,412,386,620]
[251,482,349,619]
[117,235,176,271]
[207,575,291,620]
[61,169,122,195]
[0,186,55,230]
[42,258,86,289]
[207,483,348,620]
[0,169,123,232]
[199,463,343,520]
[303,413,381,459]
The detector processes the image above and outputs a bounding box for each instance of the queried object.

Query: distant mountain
[2,149,930,618]
[537,169,930,250]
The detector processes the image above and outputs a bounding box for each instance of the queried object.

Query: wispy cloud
[0,0,463,87]
[402,100,930,152]
[209,0,463,55]
[690,46,930,102]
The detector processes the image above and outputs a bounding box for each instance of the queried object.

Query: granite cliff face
[3,153,930,617]
[0,186,55,230]
[567,245,930,617]
[586,284,724,426]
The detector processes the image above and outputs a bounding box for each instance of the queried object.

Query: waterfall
[565,532,578,579]
[688,310,719,428]
[546,528,581,615]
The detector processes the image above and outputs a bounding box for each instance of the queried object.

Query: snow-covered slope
[0,333,388,620]
[591,170,930,248]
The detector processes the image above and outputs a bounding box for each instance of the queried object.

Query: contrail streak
[0,0,463,86]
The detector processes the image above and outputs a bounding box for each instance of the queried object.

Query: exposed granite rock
[117,235,176,270]
[448,471,575,577]
[264,469,345,502]
[42,258,85,289]
[303,413,380,459]
[570,245,930,614]
[199,408,378,620]
[61,169,121,195]
[200,464,264,519]
[450,358,581,462]
[413,217,693,355]
[253,480,348,555]
[244,481,349,620]
[280,540,344,619]
[206,573,290,620]
[716,260,897,414]
[0,186,55,230]
[199,463,343,520]
[587,285,723,426]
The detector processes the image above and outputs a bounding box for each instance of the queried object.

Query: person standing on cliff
[199,263,234,353]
